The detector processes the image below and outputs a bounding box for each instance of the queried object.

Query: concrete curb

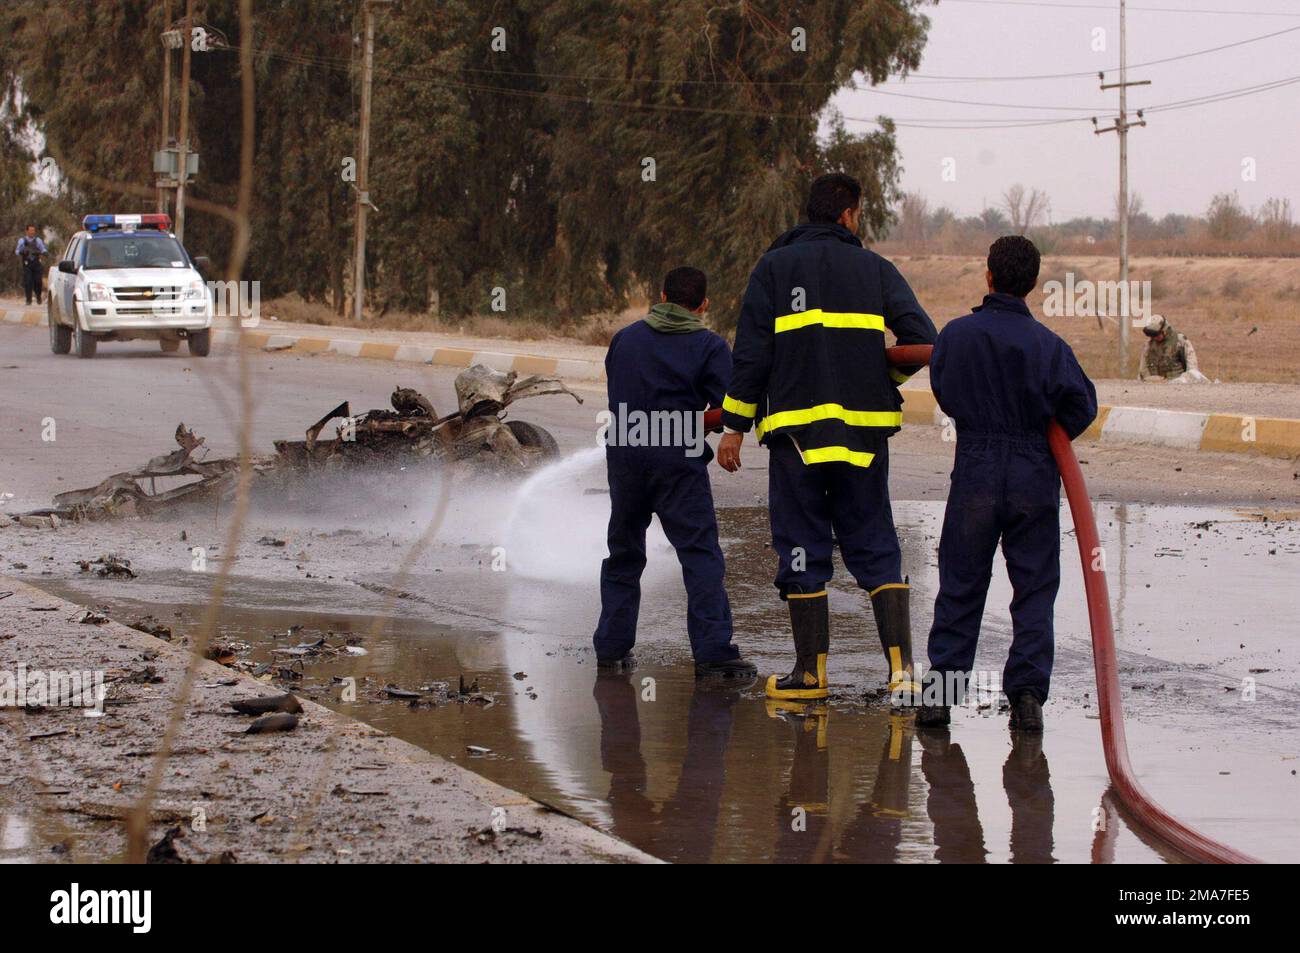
[214,327,607,382]
[2,306,45,328]
[898,386,1298,461]
[7,307,1297,461]
[2,307,609,381]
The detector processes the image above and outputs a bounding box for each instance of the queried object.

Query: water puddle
[20,450,1300,863]
[36,568,1297,863]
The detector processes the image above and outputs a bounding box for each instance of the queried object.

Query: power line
[899,23,1300,82]
[1143,73,1300,113]
[219,45,1300,131]
[209,22,1300,93]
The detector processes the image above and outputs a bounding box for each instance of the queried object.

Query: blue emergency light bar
[82,213,173,233]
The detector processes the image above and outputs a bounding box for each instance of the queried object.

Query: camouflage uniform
[1139,317,1200,381]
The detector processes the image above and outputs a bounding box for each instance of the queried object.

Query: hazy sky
[831,0,1300,221]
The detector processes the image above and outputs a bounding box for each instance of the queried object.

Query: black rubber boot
[765,591,830,700]
[870,583,922,703]
[915,703,951,729]
[596,652,636,673]
[1008,692,1044,733]
[695,657,758,679]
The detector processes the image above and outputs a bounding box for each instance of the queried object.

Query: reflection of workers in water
[592,672,739,863]
[1003,733,1055,863]
[768,700,830,863]
[921,237,1098,733]
[917,727,1057,863]
[1138,314,1207,383]
[839,715,914,862]
[917,730,987,863]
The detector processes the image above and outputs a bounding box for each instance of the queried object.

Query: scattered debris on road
[230,693,304,715]
[245,712,300,734]
[28,367,581,522]
[77,553,136,578]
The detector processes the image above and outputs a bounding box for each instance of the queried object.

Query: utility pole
[158,0,173,214]
[352,0,392,322]
[1094,0,1148,373]
[175,0,194,242]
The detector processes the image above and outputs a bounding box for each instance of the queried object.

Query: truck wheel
[49,303,71,354]
[188,329,211,357]
[505,420,560,460]
[73,321,97,359]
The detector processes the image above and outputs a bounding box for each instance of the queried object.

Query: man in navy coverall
[919,236,1097,733]
[592,266,756,679]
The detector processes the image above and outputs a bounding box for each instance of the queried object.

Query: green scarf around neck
[644,301,705,334]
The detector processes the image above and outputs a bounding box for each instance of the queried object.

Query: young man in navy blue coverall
[592,267,756,679]
[919,236,1098,732]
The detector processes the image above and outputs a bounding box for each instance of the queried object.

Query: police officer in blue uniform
[15,225,47,306]
[717,174,937,702]
[919,236,1097,732]
[593,266,756,678]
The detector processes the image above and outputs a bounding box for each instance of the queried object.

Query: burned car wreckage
[40,365,581,521]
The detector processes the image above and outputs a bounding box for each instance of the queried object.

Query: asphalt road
[1,323,1296,511]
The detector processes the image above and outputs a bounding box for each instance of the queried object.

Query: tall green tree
[1,0,931,326]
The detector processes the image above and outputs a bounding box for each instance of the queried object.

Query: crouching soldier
[1139,314,1206,383]
[592,267,756,678]
[717,173,937,702]
[920,236,1098,732]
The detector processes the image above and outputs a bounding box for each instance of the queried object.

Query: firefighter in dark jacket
[918,236,1097,733]
[717,174,938,702]
[593,267,756,678]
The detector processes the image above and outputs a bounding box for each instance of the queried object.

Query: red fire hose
[705,346,1259,862]
[890,344,1259,863]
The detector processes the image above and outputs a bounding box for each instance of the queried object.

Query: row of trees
[886,187,1298,255]
[1,0,932,324]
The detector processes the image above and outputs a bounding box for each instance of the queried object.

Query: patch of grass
[1221,273,1248,300]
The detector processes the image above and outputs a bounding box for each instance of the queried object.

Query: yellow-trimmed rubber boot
[870,583,923,705]
[765,590,830,700]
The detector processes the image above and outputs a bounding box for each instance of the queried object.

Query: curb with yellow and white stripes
[208,327,604,382]
[6,306,1298,462]
[2,306,604,382]
[899,389,1300,462]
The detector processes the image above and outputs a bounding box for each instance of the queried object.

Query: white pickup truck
[47,213,213,359]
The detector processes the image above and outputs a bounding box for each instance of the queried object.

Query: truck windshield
[84,235,189,270]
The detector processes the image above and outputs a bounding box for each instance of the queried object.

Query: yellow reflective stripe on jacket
[755,403,902,437]
[773,310,886,334]
[799,445,877,468]
[722,394,757,418]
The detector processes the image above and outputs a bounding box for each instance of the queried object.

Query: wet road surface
[28,488,1300,864]
[4,325,1298,863]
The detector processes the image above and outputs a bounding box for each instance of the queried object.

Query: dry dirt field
[266,254,1300,386]
[889,253,1300,384]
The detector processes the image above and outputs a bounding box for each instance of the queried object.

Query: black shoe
[1008,693,1043,733]
[596,652,636,673]
[695,657,758,679]
[915,703,951,728]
